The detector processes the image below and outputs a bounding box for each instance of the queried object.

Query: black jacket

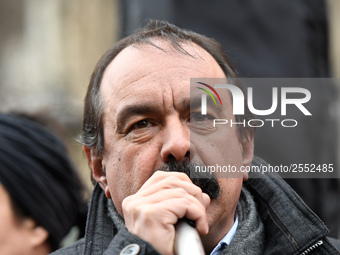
[51,157,340,254]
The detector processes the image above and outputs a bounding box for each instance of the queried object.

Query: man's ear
[240,132,254,181]
[83,146,111,199]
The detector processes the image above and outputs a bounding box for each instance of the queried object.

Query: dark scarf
[221,187,265,254]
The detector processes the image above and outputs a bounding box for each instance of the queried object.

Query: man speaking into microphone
[52,20,340,255]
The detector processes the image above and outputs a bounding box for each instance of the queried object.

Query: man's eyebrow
[116,104,160,125]
[181,98,191,110]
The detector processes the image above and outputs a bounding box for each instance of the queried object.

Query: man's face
[95,41,253,236]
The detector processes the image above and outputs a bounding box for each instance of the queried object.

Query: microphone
[174,219,205,255]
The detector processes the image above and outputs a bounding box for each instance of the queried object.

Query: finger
[125,196,209,235]
[124,187,206,219]
[138,173,206,206]
[123,190,209,234]
[202,193,211,210]
[140,171,193,189]
[151,198,209,235]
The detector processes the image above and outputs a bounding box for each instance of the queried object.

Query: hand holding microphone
[123,172,210,255]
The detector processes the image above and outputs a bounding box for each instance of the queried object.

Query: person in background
[0,113,88,255]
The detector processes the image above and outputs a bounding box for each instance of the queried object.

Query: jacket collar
[246,156,329,254]
[83,184,116,255]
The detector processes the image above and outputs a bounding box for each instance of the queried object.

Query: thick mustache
[159,159,221,200]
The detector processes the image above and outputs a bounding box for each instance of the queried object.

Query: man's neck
[201,215,236,254]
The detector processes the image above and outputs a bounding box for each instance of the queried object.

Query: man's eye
[131,120,150,129]
[190,113,212,122]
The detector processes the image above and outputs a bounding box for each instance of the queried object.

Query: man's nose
[160,118,190,162]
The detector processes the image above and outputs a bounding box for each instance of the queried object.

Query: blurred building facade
[328,0,340,78]
[0,0,119,186]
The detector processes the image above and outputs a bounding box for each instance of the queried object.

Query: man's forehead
[102,40,224,84]
[99,39,227,113]
[105,39,203,73]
